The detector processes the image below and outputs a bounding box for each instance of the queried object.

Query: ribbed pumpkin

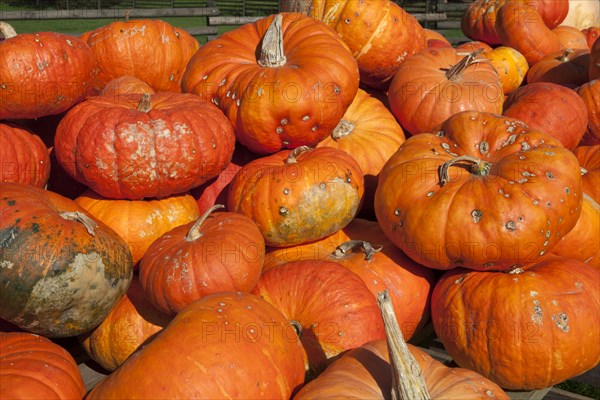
[0,22,98,120]
[316,88,405,219]
[551,145,600,268]
[0,183,133,337]
[294,291,510,400]
[227,146,364,247]
[375,110,583,271]
[253,260,385,374]
[74,190,200,264]
[553,25,592,49]
[54,92,236,199]
[432,256,600,390]
[483,46,529,94]
[79,275,172,371]
[282,0,427,89]
[504,82,589,150]
[139,206,265,315]
[526,48,591,87]
[182,13,359,154]
[87,292,305,399]
[0,332,86,399]
[0,123,51,188]
[80,19,199,92]
[388,47,503,135]
[577,79,600,146]
[461,0,508,45]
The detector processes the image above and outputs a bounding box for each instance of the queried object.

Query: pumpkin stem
[331,119,355,141]
[439,155,491,186]
[59,211,97,236]
[286,145,311,164]
[445,49,484,81]
[185,204,225,242]
[137,94,152,112]
[258,13,287,68]
[558,48,574,62]
[581,167,588,176]
[332,240,383,261]
[290,320,303,336]
[377,290,431,400]
[0,21,17,39]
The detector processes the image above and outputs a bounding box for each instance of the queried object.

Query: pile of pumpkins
[0,0,599,397]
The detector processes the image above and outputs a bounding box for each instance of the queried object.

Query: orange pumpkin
[0,332,86,399]
[79,275,172,371]
[461,0,508,46]
[75,190,200,264]
[182,13,359,154]
[483,46,529,94]
[591,36,600,79]
[582,26,600,48]
[553,25,592,49]
[577,79,600,146]
[0,123,51,188]
[526,48,591,87]
[455,40,493,53]
[432,256,600,390]
[101,75,155,101]
[424,28,451,47]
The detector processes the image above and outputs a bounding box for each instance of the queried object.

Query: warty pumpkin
[87,292,305,399]
[0,332,86,399]
[0,182,133,337]
[182,13,359,154]
[483,46,529,94]
[54,92,236,199]
[80,19,199,92]
[0,123,51,188]
[374,110,583,271]
[227,146,364,247]
[0,22,98,120]
[432,256,600,390]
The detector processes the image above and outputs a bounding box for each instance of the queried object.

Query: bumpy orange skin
[75,190,200,263]
[0,123,51,188]
[304,0,426,89]
[253,260,385,373]
[388,47,503,136]
[577,79,600,146]
[0,31,98,119]
[551,145,600,268]
[294,339,510,400]
[375,111,583,271]
[526,48,591,87]
[139,211,265,315]
[0,332,86,399]
[483,46,529,94]
[227,147,364,247]
[504,82,589,150]
[87,292,306,399]
[0,183,133,337]
[79,276,172,371]
[317,89,405,218]
[432,256,600,390]
[182,13,359,154]
[81,20,199,93]
[54,92,236,199]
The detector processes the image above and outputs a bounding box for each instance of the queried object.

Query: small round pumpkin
[54,92,236,199]
[0,22,98,120]
[0,332,86,399]
[80,19,199,92]
[504,82,589,150]
[79,275,172,371]
[228,146,364,247]
[0,182,133,337]
[388,47,503,135]
[375,110,583,271]
[139,205,265,315]
[455,40,493,53]
[75,190,200,264]
[182,13,359,154]
[526,48,591,87]
[483,46,529,94]
[577,79,600,145]
[432,256,600,390]
[0,123,51,188]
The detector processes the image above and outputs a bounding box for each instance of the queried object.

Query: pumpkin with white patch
[0,182,133,337]
[374,110,583,271]
[432,255,600,390]
[54,92,235,200]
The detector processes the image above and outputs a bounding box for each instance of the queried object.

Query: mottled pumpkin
[375,110,582,271]
[483,46,529,94]
[227,146,364,247]
[54,92,236,199]
[432,256,600,390]
[0,123,51,188]
[0,182,133,337]
[0,332,86,399]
